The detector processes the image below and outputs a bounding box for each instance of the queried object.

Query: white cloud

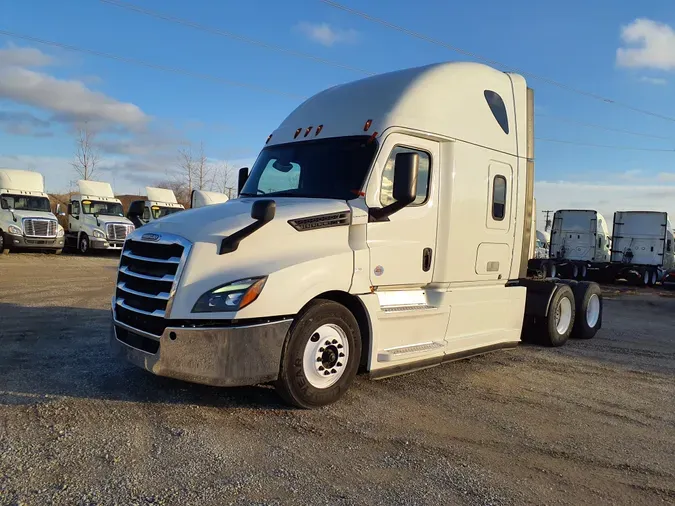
[295,22,359,47]
[535,180,675,233]
[616,18,675,70]
[0,45,149,132]
[639,76,668,85]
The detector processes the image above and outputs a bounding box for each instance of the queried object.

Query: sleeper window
[492,176,507,221]
[380,146,430,207]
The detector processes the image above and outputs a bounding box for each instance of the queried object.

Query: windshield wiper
[239,192,259,197]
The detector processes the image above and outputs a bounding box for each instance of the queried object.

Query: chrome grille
[106,223,133,241]
[113,234,191,337]
[23,218,58,238]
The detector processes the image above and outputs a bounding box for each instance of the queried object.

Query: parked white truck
[542,209,611,279]
[111,62,604,408]
[63,180,135,254]
[609,211,674,286]
[0,168,65,254]
[190,189,229,209]
[126,187,184,228]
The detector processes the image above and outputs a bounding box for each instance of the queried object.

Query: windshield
[1,194,51,212]
[82,200,124,216]
[241,136,378,200]
[151,206,183,219]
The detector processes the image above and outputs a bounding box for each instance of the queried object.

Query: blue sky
[1,0,674,225]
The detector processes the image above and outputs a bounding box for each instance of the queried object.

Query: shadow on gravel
[0,303,289,410]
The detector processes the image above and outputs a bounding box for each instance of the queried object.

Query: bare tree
[211,162,237,198]
[71,125,100,180]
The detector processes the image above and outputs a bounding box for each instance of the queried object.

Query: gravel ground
[0,254,674,506]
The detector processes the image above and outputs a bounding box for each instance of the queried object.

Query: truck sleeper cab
[608,211,674,286]
[542,209,611,280]
[111,62,604,408]
[65,180,135,254]
[0,168,65,254]
[127,187,185,229]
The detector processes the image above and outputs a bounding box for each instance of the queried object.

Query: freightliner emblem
[141,233,161,242]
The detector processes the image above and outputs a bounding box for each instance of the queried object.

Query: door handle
[422,248,432,272]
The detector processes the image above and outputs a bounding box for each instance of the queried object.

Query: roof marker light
[364,119,373,132]
[266,134,273,144]
[294,128,302,139]
[367,131,378,144]
[315,124,324,136]
[304,126,313,137]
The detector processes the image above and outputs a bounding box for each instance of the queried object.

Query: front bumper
[6,234,64,250]
[111,318,292,387]
[91,238,125,250]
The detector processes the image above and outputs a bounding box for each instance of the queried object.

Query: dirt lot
[0,254,674,506]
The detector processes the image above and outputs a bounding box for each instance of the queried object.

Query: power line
[537,114,674,141]
[0,30,304,99]
[537,137,675,152]
[320,0,675,124]
[101,0,675,141]
[100,0,374,76]
[1,30,673,154]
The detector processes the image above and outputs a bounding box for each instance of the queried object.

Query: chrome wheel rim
[586,294,600,328]
[302,324,349,389]
[555,296,573,334]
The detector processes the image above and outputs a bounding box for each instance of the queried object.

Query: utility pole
[542,210,553,232]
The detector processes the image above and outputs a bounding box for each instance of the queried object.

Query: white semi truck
[126,187,184,228]
[190,189,230,209]
[544,209,611,279]
[0,168,65,254]
[111,62,604,408]
[63,180,135,254]
[609,211,674,286]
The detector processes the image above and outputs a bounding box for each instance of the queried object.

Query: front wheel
[275,299,362,409]
[78,234,90,255]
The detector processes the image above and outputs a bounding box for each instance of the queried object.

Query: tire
[569,281,602,339]
[275,299,362,409]
[640,269,650,287]
[78,234,90,255]
[571,264,579,280]
[548,262,557,278]
[580,265,587,280]
[0,232,5,254]
[648,269,657,287]
[541,284,575,347]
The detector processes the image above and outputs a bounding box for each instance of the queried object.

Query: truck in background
[609,211,674,286]
[534,230,550,259]
[126,187,185,228]
[111,61,604,408]
[545,209,611,279]
[61,180,135,254]
[0,168,65,254]
[190,189,230,209]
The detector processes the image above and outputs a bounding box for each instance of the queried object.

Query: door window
[71,201,80,215]
[379,146,431,207]
[492,175,507,221]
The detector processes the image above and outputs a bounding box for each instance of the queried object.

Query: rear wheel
[648,269,658,287]
[541,284,575,347]
[548,262,557,278]
[569,281,602,339]
[0,233,5,254]
[275,299,361,409]
[641,269,650,287]
[571,264,579,280]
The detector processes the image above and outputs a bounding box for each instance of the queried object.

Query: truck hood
[124,197,357,319]
[9,210,57,221]
[88,214,133,226]
[135,197,351,243]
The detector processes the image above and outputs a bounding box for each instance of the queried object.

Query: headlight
[92,229,106,239]
[8,225,22,235]
[192,277,267,313]
[57,226,65,237]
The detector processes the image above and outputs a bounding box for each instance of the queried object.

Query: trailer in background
[542,209,611,279]
[607,211,674,286]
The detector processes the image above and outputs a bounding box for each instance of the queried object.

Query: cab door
[365,134,440,287]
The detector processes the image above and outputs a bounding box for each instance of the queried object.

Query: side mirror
[238,167,249,196]
[392,152,419,205]
[369,152,419,221]
[67,204,73,215]
[251,199,275,223]
[220,199,275,255]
